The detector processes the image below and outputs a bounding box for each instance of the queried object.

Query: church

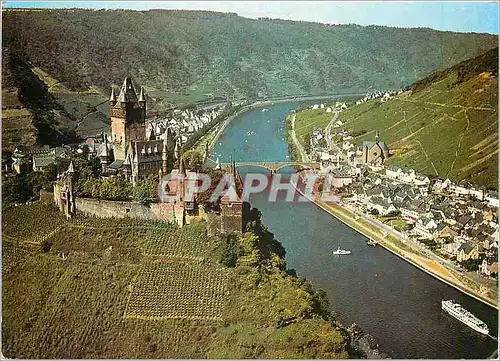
[98,77,177,184]
[357,130,390,165]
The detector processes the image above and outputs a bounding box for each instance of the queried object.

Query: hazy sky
[3,1,499,34]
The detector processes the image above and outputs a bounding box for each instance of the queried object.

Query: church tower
[109,77,147,160]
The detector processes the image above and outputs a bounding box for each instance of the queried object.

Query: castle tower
[110,77,147,160]
[162,140,168,174]
[99,136,111,173]
[109,87,117,107]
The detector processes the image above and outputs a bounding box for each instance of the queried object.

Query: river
[211,99,498,359]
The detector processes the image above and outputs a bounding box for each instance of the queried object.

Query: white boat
[262,108,269,112]
[441,300,489,335]
[367,240,378,246]
[333,247,351,255]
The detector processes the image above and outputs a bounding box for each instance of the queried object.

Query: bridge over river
[213,160,320,172]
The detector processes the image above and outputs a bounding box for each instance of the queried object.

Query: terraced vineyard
[293,47,498,189]
[2,201,65,243]
[3,201,349,358]
[125,260,228,321]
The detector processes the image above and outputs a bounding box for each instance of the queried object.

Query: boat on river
[367,240,378,246]
[333,247,351,255]
[441,300,489,335]
[262,108,269,112]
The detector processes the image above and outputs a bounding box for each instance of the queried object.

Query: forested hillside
[2,8,497,104]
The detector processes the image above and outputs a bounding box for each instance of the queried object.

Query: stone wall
[75,197,180,225]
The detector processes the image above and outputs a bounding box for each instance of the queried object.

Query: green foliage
[459,258,482,272]
[2,47,80,146]
[219,234,244,267]
[2,201,348,358]
[132,175,157,204]
[182,149,204,171]
[3,9,497,103]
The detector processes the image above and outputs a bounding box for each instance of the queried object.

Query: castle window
[126,208,130,213]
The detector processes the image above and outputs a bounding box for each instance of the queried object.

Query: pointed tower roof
[179,157,185,176]
[117,77,138,104]
[215,157,221,170]
[162,140,168,158]
[138,86,146,102]
[109,87,116,102]
[123,152,132,167]
[147,127,156,141]
[109,87,117,102]
[67,161,75,173]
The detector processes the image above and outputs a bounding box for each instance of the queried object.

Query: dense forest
[2,8,498,103]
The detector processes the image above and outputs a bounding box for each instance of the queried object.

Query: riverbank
[195,94,364,153]
[294,180,498,309]
[284,102,498,309]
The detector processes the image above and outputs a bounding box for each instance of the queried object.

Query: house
[441,241,460,257]
[414,217,439,238]
[367,197,397,216]
[436,223,456,239]
[480,259,498,277]
[32,154,55,172]
[414,173,430,187]
[485,192,499,208]
[330,168,354,188]
[386,165,402,180]
[456,243,480,262]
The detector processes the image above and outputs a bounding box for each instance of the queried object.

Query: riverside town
[1,1,499,359]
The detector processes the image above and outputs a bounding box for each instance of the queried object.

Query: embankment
[294,181,498,309]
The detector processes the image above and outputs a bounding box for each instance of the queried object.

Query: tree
[182,149,204,171]
[133,175,157,204]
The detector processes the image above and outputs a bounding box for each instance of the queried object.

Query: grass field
[294,71,498,189]
[2,201,350,358]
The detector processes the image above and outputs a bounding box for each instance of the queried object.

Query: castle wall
[75,197,179,224]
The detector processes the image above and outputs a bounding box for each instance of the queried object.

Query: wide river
[211,99,498,359]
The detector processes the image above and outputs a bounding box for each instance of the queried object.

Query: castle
[53,77,245,234]
[97,77,178,184]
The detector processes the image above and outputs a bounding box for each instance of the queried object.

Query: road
[324,112,346,161]
[290,114,310,162]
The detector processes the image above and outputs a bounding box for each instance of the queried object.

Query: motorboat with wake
[333,247,351,255]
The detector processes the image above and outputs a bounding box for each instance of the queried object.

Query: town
[297,98,498,286]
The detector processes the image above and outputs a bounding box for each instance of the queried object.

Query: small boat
[367,240,377,246]
[247,130,255,136]
[262,108,269,112]
[333,247,351,255]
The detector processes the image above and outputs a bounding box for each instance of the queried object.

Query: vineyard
[125,260,228,321]
[2,201,65,243]
[2,201,350,358]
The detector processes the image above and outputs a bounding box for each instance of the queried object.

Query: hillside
[293,47,498,189]
[2,8,498,106]
[2,201,361,358]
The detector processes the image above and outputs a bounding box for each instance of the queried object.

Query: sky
[3,1,499,34]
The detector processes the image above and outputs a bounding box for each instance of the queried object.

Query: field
[2,201,350,358]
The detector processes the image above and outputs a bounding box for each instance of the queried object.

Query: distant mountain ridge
[2,8,498,104]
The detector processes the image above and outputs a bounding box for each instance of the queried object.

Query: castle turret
[162,140,168,174]
[138,86,146,109]
[109,87,117,107]
[122,153,132,182]
[67,160,75,174]
[99,136,111,172]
